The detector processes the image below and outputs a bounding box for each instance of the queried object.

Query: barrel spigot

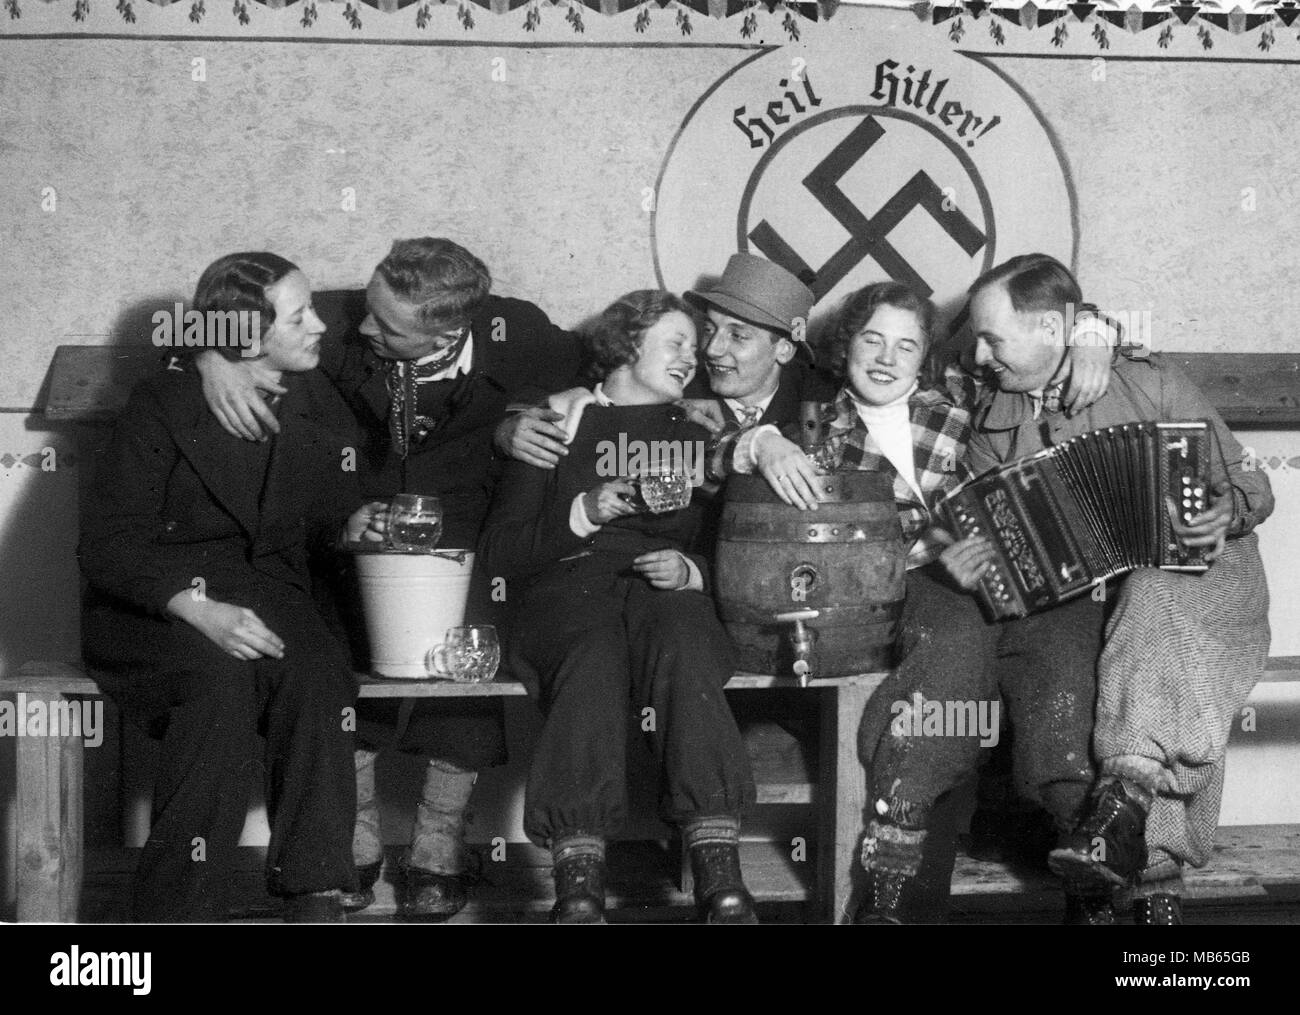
[774,609,820,687]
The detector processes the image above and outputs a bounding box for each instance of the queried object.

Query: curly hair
[825,281,938,388]
[192,252,299,362]
[375,238,491,331]
[583,290,700,382]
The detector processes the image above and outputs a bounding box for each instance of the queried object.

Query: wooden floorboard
[70,825,1300,925]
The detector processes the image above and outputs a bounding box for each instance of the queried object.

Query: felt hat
[685,253,814,339]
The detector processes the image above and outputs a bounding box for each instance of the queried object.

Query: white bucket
[354,550,475,679]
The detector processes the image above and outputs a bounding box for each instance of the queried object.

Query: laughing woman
[725,281,993,923]
[478,290,758,924]
[79,253,384,922]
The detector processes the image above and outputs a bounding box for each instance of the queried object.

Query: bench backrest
[45,335,1300,426]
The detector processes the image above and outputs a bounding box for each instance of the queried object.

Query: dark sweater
[478,401,713,587]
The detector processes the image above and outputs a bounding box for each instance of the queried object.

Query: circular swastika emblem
[653,29,1074,323]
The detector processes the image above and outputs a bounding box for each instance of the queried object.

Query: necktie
[385,328,472,458]
[1030,385,1064,421]
[736,405,763,429]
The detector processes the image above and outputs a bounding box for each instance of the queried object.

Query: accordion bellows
[939,420,1211,619]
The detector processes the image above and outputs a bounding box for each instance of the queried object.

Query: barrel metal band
[719,601,905,627]
[719,518,902,544]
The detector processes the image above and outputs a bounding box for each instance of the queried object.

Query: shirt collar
[980,381,1065,429]
[413,327,473,370]
[724,387,778,421]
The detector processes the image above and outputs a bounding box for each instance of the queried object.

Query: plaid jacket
[819,385,972,570]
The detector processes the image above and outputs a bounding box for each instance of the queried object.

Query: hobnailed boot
[854,868,915,926]
[1133,893,1184,926]
[689,842,759,924]
[852,800,929,925]
[550,835,607,924]
[1048,779,1149,891]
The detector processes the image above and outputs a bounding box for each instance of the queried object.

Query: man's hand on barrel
[1166,480,1233,562]
[584,480,639,524]
[753,430,821,511]
[935,529,998,590]
[495,405,571,469]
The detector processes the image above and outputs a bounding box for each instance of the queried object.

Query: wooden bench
[16,340,1300,924]
[4,661,880,923]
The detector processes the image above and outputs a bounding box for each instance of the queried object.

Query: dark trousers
[84,585,359,922]
[860,565,1001,808]
[996,593,1104,831]
[510,558,756,846]
[860,565,1104,833]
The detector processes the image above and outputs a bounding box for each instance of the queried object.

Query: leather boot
[403,759,477,921]
[1134,893,1184,926]
[1063,890,1116,926]
[852,806,929,925]
[853,868,915,925]
[689,842,759,924]
[1048,779,1148,891]
[551,836,607,924]
[401,860,472,922]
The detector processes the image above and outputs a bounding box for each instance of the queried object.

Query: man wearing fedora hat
[681,253,835,457]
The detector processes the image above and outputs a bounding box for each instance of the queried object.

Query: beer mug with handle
[426,625,501,683]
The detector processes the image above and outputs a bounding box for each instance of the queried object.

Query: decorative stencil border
[0,1,1297,50]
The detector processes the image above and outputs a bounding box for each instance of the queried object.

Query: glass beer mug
[385,494,443,552]
[627,465,692,514]
[426,626,501,683]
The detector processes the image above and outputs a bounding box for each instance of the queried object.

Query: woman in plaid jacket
[729,282,1005,923]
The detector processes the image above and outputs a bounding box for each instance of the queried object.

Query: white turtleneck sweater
[846,382,925,503]
[740,381,924,503]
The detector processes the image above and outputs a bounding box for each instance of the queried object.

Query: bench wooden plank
[817,682,871,925]
[38,346,1300,427]
[7,656,1295,923]
[12,661,888,697]
[15,715,83,922]
[1172,353,1300,427]
[45,346,166,423]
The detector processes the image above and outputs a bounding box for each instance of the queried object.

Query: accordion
[938,420,1211,619]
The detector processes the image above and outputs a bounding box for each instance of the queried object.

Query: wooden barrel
[715,471,906,678]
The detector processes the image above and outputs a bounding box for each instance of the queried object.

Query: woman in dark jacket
[478,290,757,924]
[79,252,383,922]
